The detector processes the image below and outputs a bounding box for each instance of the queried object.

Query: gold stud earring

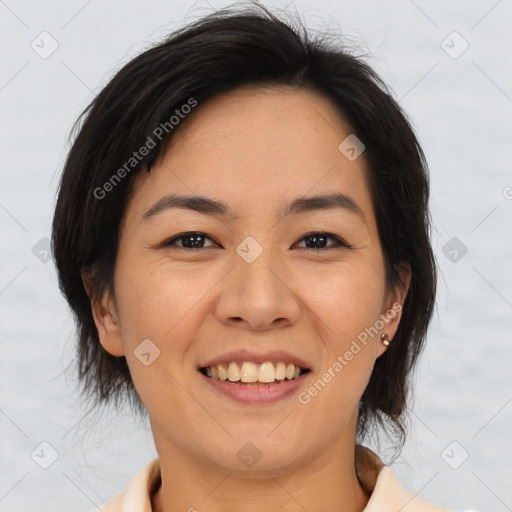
[381,333,390,347]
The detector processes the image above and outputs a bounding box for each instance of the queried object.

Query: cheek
[114,253,216,341]
[112,254,221,407]
[295,260,384,410]
[300,258,386,343]
[113,259,202,419]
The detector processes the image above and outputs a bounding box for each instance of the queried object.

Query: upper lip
[199,349,313,371]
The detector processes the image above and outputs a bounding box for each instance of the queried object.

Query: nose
[214,247,301,330]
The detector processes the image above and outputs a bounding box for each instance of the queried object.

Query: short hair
[51,2,436,448]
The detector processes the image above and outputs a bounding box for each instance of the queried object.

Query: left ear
[377,262,411,356]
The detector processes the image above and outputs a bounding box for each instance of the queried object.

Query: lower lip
[200,372,310,404]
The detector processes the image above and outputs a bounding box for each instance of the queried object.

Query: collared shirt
[92,445,456,511]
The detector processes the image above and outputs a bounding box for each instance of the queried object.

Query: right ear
[81,267,125,357]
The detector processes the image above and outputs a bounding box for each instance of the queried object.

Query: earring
[380,333,390,347]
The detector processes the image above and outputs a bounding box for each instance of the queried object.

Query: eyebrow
[141,192,366,223]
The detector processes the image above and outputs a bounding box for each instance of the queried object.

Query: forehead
[124,85,376,228]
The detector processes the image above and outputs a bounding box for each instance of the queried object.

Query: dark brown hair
[52,2,436,449]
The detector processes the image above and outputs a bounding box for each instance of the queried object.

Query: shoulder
[366,465,453,512]
[355,445,453,512]
[88,456,160,512]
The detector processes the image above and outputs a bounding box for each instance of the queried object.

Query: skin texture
[86,85,410,512]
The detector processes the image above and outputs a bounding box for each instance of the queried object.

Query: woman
[52,3,463,511]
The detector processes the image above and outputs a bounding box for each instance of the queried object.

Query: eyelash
[161,231,352,252]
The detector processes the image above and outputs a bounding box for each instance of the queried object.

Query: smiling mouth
[199,361,311,386]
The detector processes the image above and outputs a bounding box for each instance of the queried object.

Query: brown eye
[163,232,218,249]
[295,232,351,251]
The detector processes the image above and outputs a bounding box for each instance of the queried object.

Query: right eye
[161,232,220,250]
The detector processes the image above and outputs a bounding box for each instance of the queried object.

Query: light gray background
[1,0,511,510]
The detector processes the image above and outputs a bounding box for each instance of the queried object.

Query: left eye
[161,231,350,251]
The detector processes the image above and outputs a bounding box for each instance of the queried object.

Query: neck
[151,434,370,512]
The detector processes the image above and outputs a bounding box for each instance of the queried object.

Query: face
[89,85,409,473]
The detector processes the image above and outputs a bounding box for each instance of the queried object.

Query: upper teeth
[204,362,303,383]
